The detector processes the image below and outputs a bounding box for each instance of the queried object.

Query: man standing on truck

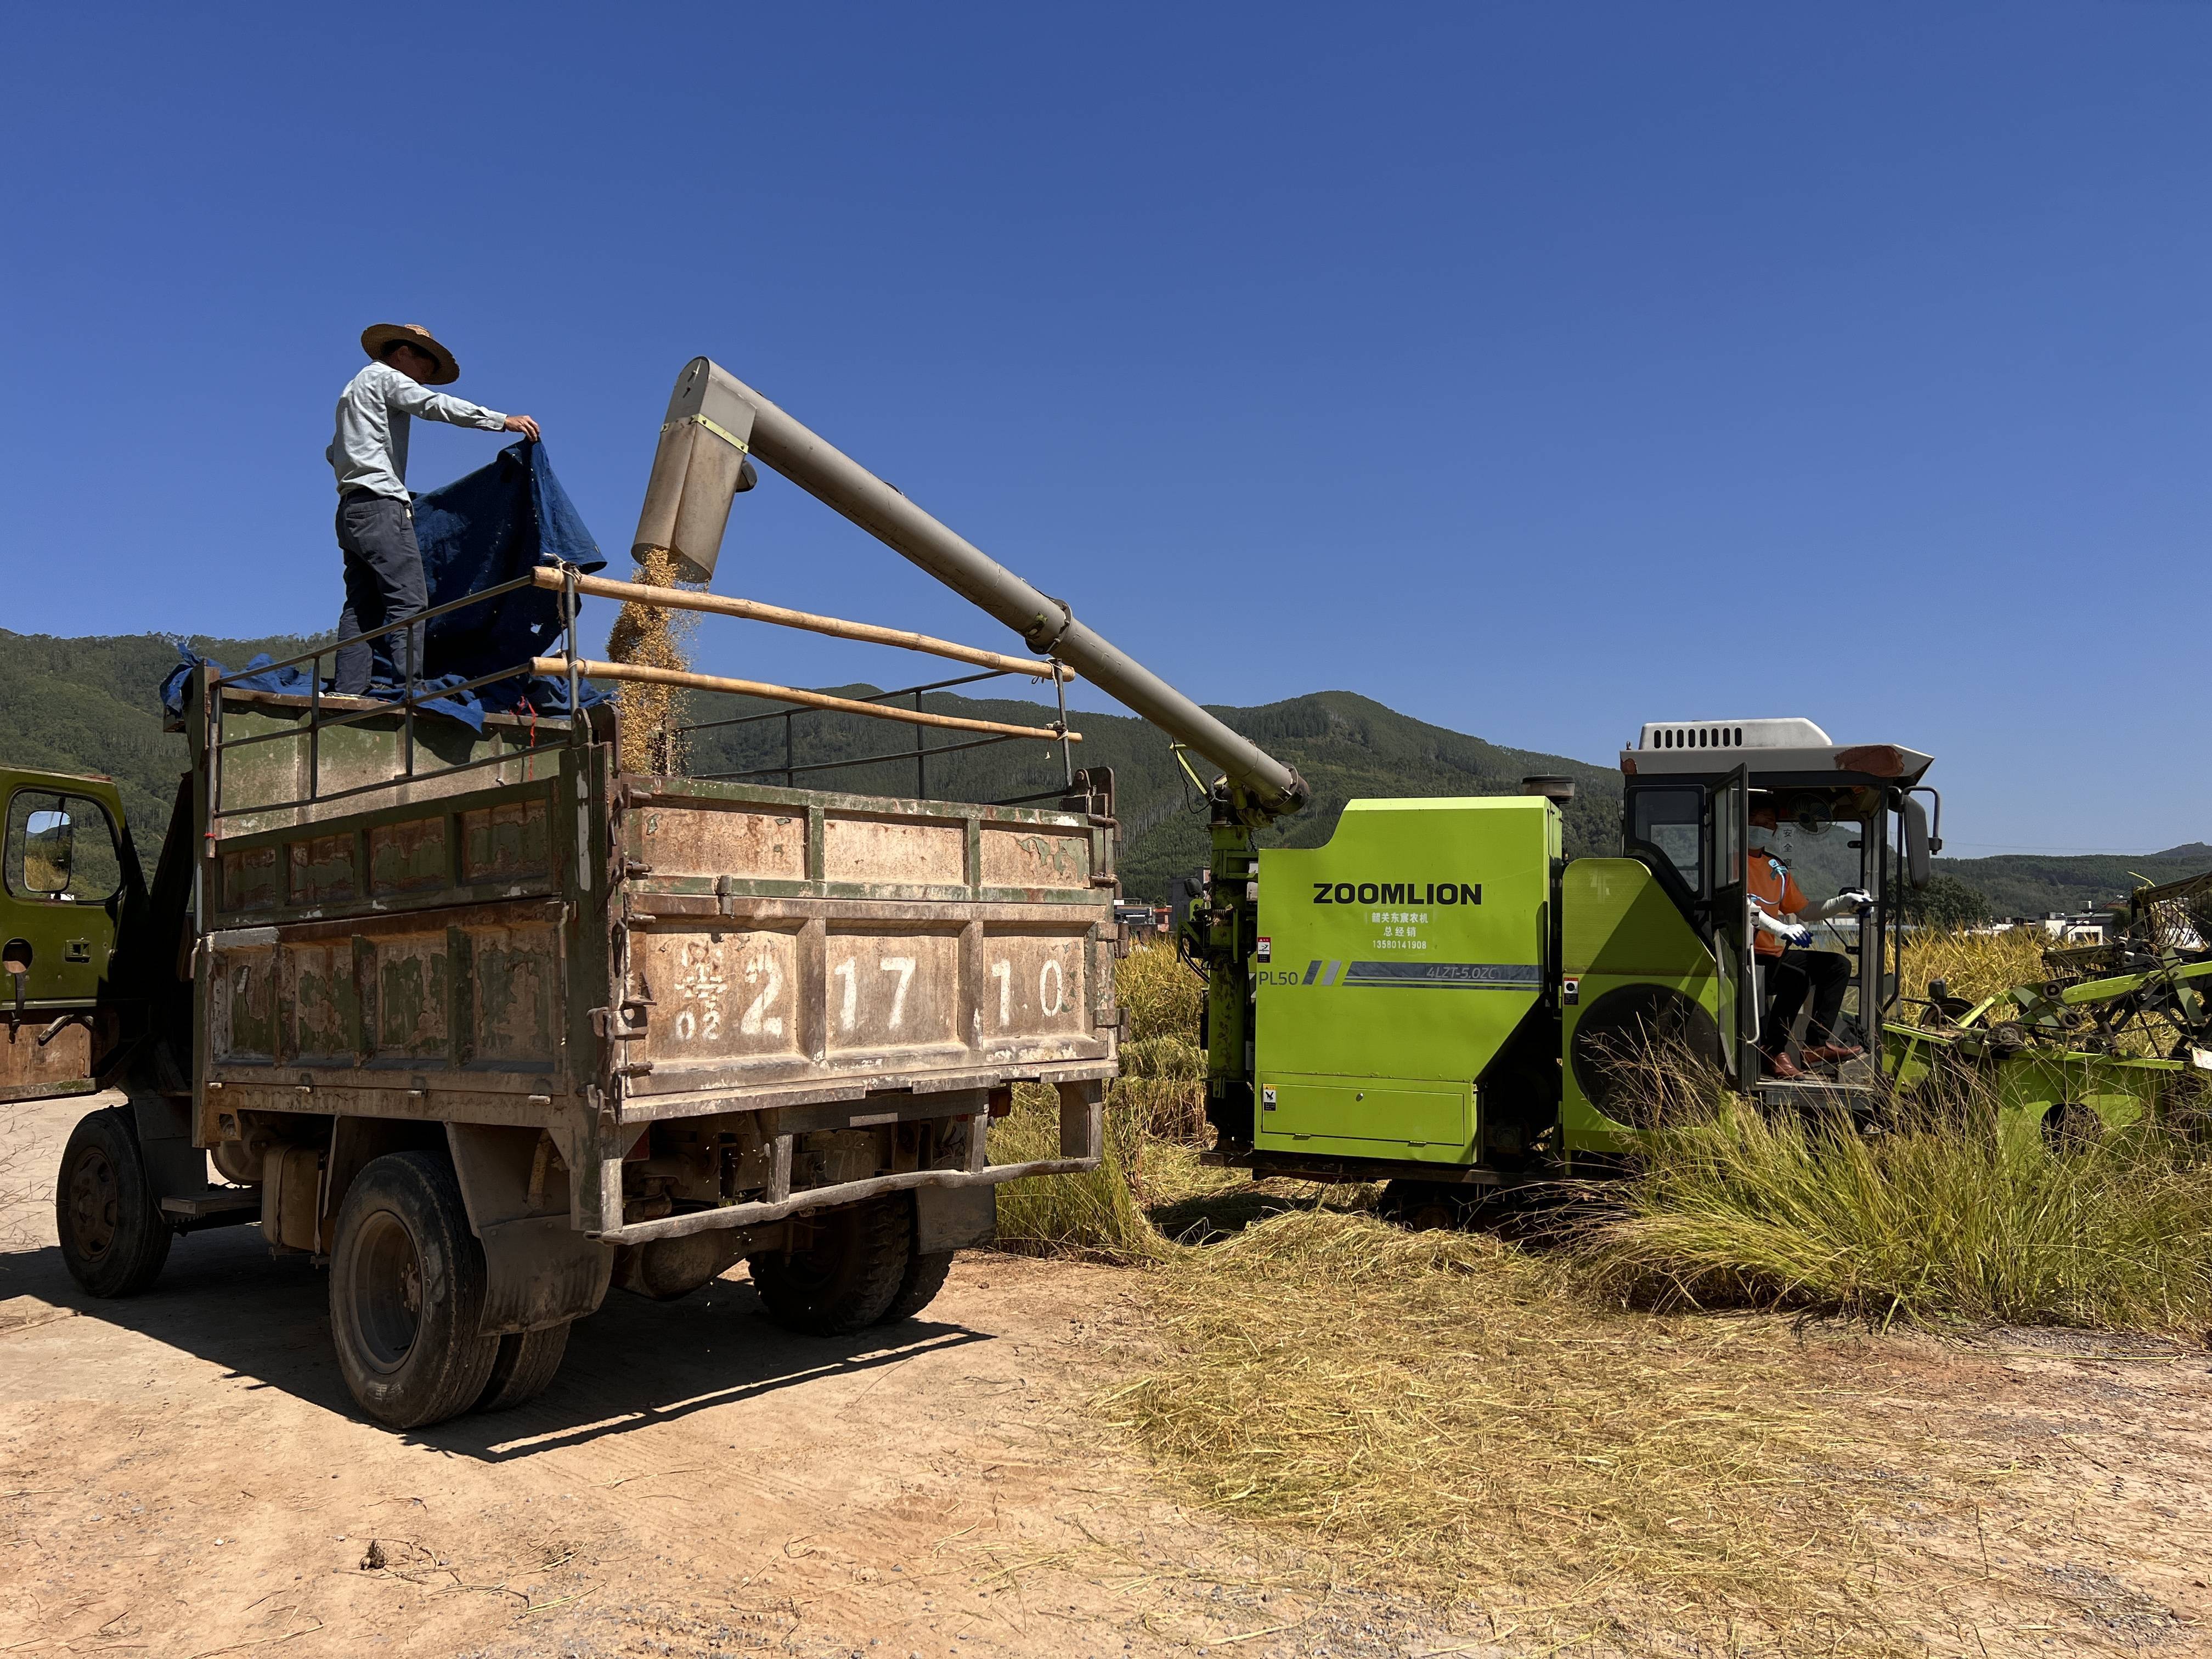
[328,323,541,695]
[1747,800,1867,1077]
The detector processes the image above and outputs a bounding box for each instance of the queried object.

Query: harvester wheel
[476,1322,572,1412]
[749,1195,911,1336]
[2041,1101,2103,1154]
[329,1152,500,1430]
[1378,1180,1472,1232]
[56,1107,172,1298]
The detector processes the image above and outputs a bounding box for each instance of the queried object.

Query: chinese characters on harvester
[1371,911,1430,951]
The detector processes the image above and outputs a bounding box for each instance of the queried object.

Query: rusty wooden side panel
[198,721,586,1128]
[635,802,804,883]
[212,785,560,930]
[0,1020,96,1102]
[209,695,569,838]
[978,820,1093,890]
[612,780,1118,1108]
[205,899,565,1085]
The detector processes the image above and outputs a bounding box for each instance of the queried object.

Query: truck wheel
[56,1107,172,1298]
[476,1323,571,1412]
[876,1250,955,1325]
[329,1152,499,1430]
[749,1196,911,1336]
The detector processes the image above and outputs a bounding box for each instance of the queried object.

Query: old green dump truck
[29,357,1319,1430]
[33,677,1120,1427]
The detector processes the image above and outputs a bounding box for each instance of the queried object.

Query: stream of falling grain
[606,546,699,774]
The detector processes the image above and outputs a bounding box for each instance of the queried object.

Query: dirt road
[9,1095,2212,1658]
[0,1098,1443,1659]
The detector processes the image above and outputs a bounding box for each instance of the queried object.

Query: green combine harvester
[1184,717,1952,1213]
[1183,714,2212,1212]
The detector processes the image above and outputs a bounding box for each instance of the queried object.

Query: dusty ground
[5,1096,2212,1658]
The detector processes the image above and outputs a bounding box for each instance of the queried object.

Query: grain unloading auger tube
[633,357,1311,826]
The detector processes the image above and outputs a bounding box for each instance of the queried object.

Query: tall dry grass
[990,939,1210,1259]
[1573,1089,2212,1334]
[989,1081,1163,1262]
[1898,926,2047,1008]
[1000,937,2212,1647]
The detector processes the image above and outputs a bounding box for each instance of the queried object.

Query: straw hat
[360,322,460,386]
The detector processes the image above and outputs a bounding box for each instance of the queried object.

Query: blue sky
[2,3,2205,855]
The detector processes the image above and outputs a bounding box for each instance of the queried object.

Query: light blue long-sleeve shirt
[328,361,509,499]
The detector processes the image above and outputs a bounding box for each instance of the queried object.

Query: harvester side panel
[1254,798,1553,1165]
[1558,857,1719,1153]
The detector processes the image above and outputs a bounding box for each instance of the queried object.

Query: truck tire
[476,1323,571,1412]
[749,1196,911,1336]
[57,1107,172,1298]
[329,1152,499,1430]
[876,1250,955,1325]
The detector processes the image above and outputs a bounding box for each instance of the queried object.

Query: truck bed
[195,687,1117,1239]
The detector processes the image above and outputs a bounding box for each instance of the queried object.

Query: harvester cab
[1613,718,1936,1120]
[1189,715,1937,1198]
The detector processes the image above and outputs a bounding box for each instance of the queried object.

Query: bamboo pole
[529,567,1073,681]
[534,658,1081,743]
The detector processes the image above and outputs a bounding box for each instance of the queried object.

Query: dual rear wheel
[748,1194,955,1336]
[60,1110,957,1429]
[329,1152,571,1429]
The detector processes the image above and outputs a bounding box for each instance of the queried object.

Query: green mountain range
[3,626,2200,916]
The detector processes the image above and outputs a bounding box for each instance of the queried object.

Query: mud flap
[478,1215,614,1334]
[915,1183,996,1254]
[445,1122,613,1336]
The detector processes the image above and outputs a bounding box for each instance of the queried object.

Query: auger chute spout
[633,357,1310,823]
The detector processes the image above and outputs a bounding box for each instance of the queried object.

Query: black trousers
[334,491,427,695]
[1760,947,1851,1052]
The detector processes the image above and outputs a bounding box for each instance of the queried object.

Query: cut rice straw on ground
[1107,1206,1946,1651]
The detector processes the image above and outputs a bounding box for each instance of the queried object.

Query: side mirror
[1902,797,1932,889]
[21,809,74,894]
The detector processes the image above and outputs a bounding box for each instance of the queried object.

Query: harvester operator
[328,323,540,695]
[1747,801,1869,1079]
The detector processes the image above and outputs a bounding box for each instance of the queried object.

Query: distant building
[2041,911,2115,945]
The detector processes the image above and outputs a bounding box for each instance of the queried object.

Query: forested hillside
[3,626,2198,910]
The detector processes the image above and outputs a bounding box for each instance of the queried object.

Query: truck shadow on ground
[1,1222,991,1462]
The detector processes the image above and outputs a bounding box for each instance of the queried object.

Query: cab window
[1628,787,1703,891]
[5,791,123,903]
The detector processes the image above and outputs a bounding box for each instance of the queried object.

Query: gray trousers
[334,492,427,694]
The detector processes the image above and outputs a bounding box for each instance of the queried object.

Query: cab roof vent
[1635,717,1831,753]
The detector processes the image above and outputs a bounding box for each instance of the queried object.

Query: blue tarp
[413,438,607,691]
[160,443,611,731]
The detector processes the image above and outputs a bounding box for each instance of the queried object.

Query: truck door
[1704,766,1758,1084]
[0,772,131,1101]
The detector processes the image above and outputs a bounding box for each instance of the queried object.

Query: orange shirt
[1746,845,1807,957]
